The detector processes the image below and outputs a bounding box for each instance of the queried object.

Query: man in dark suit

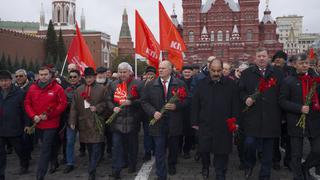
[279,53,320,180]
[191,59,239,180]
[239,48,284,180]
[141,61,187,180]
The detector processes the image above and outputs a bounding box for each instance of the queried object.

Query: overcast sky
[0,0,319,44]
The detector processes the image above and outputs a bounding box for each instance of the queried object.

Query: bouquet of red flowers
[106,85,140,125]
[149,87,187,125]
[296,75,320,130]
[243,77,277,112]
[81,86,105,135]
[226,117,238,133]
[26,105,53,135]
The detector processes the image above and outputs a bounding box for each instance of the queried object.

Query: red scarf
[114,82,128,105]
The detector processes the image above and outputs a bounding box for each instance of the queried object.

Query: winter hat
[84,67,96,76]
[0,70,12,79]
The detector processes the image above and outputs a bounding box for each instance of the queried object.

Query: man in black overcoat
[239,48,284,180]
[191,59,239,180]
[141,60,188,180]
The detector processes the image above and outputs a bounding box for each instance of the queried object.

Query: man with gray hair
[14,69,33,162]
[142,60,188,179]
[107,62,143,179]
[15,69,32,92]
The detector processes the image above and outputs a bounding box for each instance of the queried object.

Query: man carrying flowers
[68,67,108,180]
[106,62,143,179]
[191,59,240,180]
[279,54,320,180]
[141,60,188,180]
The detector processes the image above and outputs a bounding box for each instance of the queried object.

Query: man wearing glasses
[14,69,33,163]
[63,70,82,174]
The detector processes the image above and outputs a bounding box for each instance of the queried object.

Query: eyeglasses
[69,76,78,79]
[15,75,24,78]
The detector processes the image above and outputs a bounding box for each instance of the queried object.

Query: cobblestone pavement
[4,139,320,180]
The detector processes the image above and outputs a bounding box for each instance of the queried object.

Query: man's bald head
[159,61,173,79]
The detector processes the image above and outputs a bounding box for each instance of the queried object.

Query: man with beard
[96,66,112,161]
[191,59,239,180]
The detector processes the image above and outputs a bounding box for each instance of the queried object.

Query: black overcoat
[239,65,284,138]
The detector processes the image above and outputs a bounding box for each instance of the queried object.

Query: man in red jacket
[24,66,67,180]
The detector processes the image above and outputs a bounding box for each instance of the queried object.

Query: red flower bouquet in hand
[106,85,140,125]
[296,75,320,130]
[243,77,277,112]
[226,117,238,133]
[150,87,187,125]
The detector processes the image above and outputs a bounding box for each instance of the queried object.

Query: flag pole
[134,54,138,79]
[60,55,68,76]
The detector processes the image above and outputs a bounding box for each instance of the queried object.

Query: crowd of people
[0,47,320,180]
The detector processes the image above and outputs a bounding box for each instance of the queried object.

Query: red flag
[67,23,96,74]
[309,48,315,60]
[135,10,160,71]
[159,1,186,71]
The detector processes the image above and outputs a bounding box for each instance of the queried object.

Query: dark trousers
[22,133,33,160]
[142,118,154,154]
[36,128,58,178]
[273,123,291,165]
[167,136,179,167]
[201,153,229,180]
[244,136,274,179]
[235,129,245,165]
[153,135,167,180]
[87,143,102,174]
[101,126,113,158]
[0,136,29,178]
[291,136,320,180]
[112,132,138,172]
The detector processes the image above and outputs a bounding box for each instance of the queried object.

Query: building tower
[117,8,134,58]
[52,0,76,30]
[40,3,46,29]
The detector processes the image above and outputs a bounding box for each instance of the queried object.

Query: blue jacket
[0,85,28,137]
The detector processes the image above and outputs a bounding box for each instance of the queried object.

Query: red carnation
[177,87,187,101]
[226,118,238,133]
[129,85,139,99]
[66,87,73,93]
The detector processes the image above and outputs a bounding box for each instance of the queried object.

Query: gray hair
[15,69,27,75]
[118,62,133,72]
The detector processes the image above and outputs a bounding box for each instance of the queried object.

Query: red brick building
[181,0,283,65]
